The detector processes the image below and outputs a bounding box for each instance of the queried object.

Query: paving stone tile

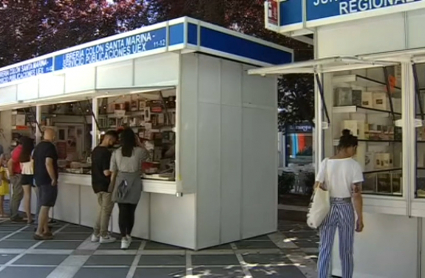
[7,232,39,240]
[52,233,91,240]
[74,267,130,278]
[144,241,184,251]
[138,255,186,266]
[193,266,245,277]
[60,226,93,233]
[0,267,55,278]
[35,240,83,250]
[250,265,306,278]
[0,240,36,249]
[0,254,17,264]
[243,254,292,264]
[133,268,185,278]
[192,254,239,266]
[13,254,68,265]
[97,241,140,250]
[234,241,279,249]
[201,244,233,251]
[84,255,135,266]
[244,235,271,241]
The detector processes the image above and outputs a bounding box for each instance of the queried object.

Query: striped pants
[318,199,355,278]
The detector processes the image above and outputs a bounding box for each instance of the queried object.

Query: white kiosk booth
[251,1,425,278]
[0,17,293,250]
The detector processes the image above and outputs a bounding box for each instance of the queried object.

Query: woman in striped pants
[315,130,364,278]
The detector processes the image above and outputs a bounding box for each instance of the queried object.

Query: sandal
[33,233,53,240]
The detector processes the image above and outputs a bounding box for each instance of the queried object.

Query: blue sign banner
[54,27,167,71]
[0,58,53,85]
[307,0,423,21]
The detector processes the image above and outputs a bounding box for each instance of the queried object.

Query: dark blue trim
[280,0,302,26]
[200,27,292,65]
[187,23,198,45]
[169,23,184,45]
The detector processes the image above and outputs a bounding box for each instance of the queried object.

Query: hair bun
[342,129,351,137]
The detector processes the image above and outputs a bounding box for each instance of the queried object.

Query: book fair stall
[251,1,425,277]
[0,17,293,250]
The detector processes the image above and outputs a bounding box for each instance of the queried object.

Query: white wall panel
[242,65,275,108]
[180,54,198,194]
[0,85,17,103]
[0,111,12,151]
[96,60,133,89]
[221,60,242,107]
[150,194,196,249]
[54,183,79,225]
[242,107,276,238]
[220,105,242,243]
[317,14,405,58]
[129,193,150,239]
[407,10,425,49]
[39,75,65,98]
[332,213,418,278]
[197,102,221,249]
[134,53,179,86]
[65,67,95,94]
[198,55,220,104]
[17,80,38,101]
[80,186,99,228]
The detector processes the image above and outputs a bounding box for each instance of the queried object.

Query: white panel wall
[408,10,425,49]
[317,13,406,58]
[242,107,277,238]
[0,85,17,103]
[332,213,418,278]
[181,54,277,249]
[134,53,179,86]
[0,111,12,151]
[150,194,196,249]
[39,75,65,98]
[65,67,96,94]
[96,60,133,89]
[220,60,243,243]
[54,183,79,224]
[17,80,38,101]
[180,54,198,194]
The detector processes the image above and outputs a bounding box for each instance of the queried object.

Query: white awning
[248,56,398,76]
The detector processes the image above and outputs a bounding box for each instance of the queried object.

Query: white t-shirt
[315,157,364,198]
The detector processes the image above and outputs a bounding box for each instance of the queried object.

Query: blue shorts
[38,184,57,207]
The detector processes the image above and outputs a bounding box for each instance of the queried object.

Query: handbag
[307,159,330,229]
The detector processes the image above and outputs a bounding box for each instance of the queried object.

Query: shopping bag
[306,186,330,229]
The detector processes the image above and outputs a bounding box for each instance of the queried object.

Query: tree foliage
[0,0,314,127]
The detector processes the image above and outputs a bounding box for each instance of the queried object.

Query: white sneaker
[121,238,130,250]
[127,235,132,246]
[100,235,116,244]
[91,234,100,242]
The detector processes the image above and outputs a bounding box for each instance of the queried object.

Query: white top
[21,161,34,175]
[315,157,364,198]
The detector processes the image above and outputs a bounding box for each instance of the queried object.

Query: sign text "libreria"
[313,0,418,15]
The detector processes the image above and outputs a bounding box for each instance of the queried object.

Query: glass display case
[327,65,403,196]
[97,89,176,181]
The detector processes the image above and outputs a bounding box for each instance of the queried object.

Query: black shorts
[38,184,58,207]
[21,175,34,187]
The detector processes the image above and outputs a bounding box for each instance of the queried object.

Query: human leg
[22,184,32,223]
[317,205,338,278]
[0,195,4,217]
[93,192,103,240]
[10,175,23,220]
[118,203,129,237]
[34,184,57,240]
[126,204,137,236]
[33,186,40,225]
[337,203,356,278]
[97,192,115,243]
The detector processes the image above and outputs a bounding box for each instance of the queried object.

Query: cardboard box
[375,153,383,169]
[381,153,393,169]
[342,120,367,139]
[377,173,391,193]
[372,92,389,110]
[365,151,375,172]
[334,88,362,106]
[361,92,373,108]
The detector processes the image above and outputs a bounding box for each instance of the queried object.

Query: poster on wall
[265,0,280,31]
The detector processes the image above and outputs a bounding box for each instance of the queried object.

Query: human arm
[7,158,14,177]
[314,158,328,190]
[352,163,364,232]
[108,151,117,193]
[45,144,57,186]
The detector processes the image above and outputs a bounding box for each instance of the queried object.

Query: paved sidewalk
[0,219,318,278]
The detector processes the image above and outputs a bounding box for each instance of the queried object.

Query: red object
[268,0,278,25]
[11,145,23,174]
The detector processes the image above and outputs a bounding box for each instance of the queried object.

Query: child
[0,154,10,218]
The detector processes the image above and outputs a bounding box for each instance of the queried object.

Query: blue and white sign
[0,58,53,85]
[272,0,425,33]
[54,28,166,71]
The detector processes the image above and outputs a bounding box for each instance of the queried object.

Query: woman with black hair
[19,136,34,224]
[316,129,364,278]
[109,128,149,250]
